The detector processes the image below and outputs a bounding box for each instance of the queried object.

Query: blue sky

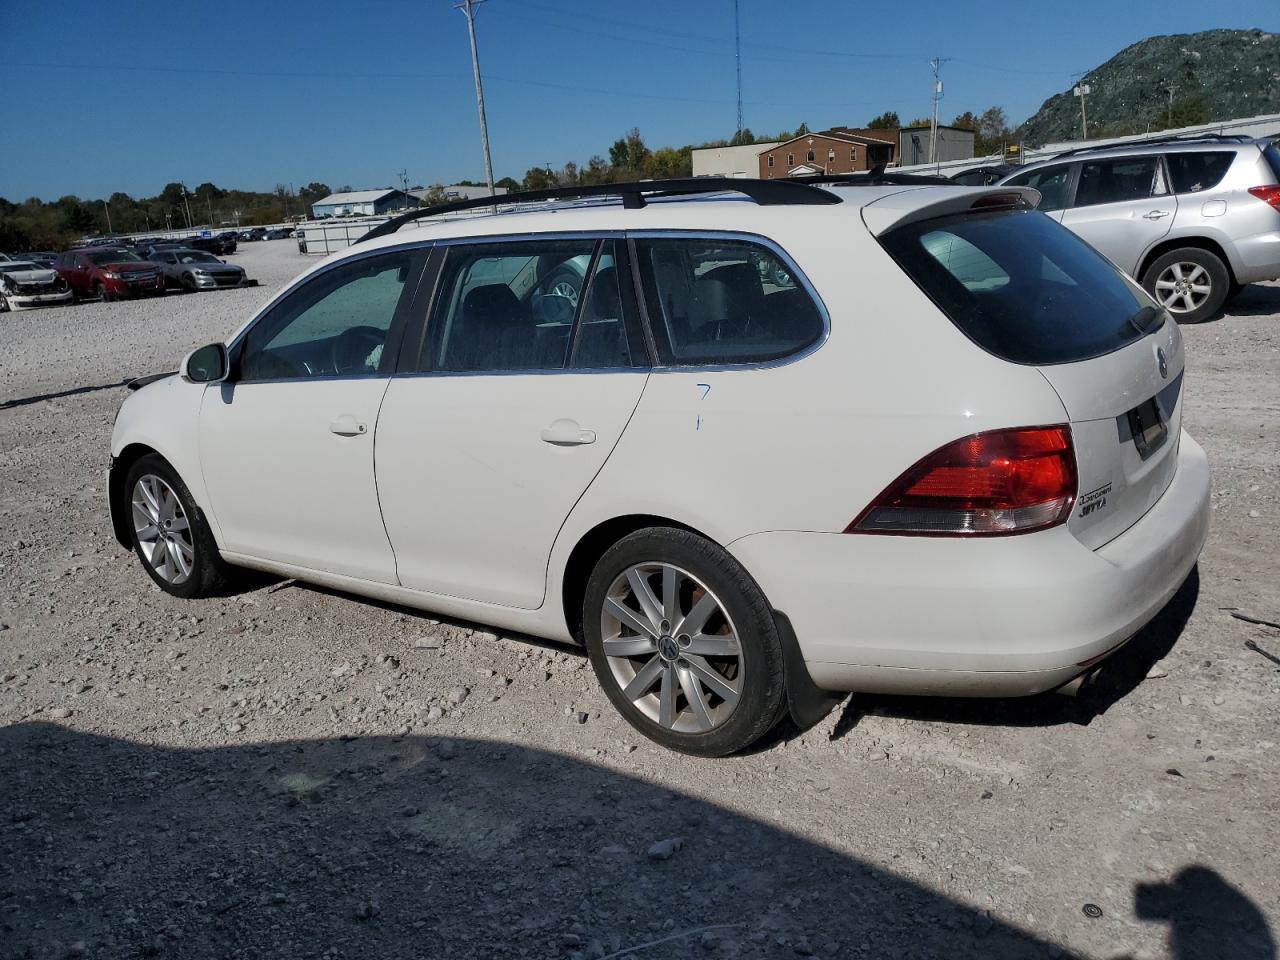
[1,0,1274,201]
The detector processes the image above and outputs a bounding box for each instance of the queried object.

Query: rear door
[877,203,1183,549]
[374,237,650,609]
[1059,154,1177,275]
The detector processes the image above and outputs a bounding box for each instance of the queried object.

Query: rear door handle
[1142,210,1170,220]
[541,418,596,446]
[329,414,367,437]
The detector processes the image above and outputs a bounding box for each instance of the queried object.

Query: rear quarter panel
[546,223,1070,606]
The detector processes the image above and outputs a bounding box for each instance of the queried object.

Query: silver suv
[999,135,1280,322]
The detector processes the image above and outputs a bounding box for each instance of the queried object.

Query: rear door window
[879,209,1151,365]
[1003,164,1074,211]
[632,237,823,365]
[1073,156,1160,207]
[1165,151,1235,193]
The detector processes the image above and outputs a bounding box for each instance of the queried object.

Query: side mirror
[181,342,229,384]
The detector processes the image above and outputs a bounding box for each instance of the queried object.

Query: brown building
[759,128,898,178]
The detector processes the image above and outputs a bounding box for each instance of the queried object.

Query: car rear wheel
[583,527,786,757]
[124,454,230,599]
[1141,248,1230,324]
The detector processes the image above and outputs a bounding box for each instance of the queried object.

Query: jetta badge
[1156,347,1168,380]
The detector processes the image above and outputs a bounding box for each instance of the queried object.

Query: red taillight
[1247,185,1280,211]
[847,426,1077,536]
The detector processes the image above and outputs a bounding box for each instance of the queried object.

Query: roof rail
[356,177,841,244]
[1042,132,1256,161]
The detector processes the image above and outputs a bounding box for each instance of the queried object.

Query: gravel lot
[2,240,1278,960]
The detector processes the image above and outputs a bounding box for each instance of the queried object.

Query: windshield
[879,208,1151,365]
[89,250,143,265]
[178,252,219,264]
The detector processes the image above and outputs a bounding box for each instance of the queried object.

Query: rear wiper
[1127,305,1164,336]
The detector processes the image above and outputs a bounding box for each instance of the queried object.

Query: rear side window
[1074,156,1160,206]
[1003,164,1073,211]
[880,209,1150,365]
[633,237,823,365]
[1166,151,1235,194]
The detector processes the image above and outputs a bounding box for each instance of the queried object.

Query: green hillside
[1017,28,1280,144]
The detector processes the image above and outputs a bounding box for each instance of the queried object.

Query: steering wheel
[330,325,385,375]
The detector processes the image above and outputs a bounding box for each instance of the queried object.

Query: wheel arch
[1137,235,1237,287]
[558,514,842,733]
[559,514,709,643]
[109,443,161,547]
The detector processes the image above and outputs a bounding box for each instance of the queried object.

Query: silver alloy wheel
[549,279,579,304]
[600,562,743,734]
[1154,262,1212,314]
[131,474,194,584]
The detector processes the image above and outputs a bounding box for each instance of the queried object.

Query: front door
[199,247,426,583]
[375,238,650,609]
[1058,155,1176,275]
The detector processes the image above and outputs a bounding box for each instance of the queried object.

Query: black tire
[181,273,196,292]
[1140,247,1230,324]
[583,527,786,757]
[93,281,110,302]
[123,454,231,599]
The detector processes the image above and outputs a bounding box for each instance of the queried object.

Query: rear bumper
[1229,229,1280,284]
[729,430,1210,696]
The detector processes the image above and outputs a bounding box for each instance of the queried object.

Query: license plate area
[1126,396,1168,460]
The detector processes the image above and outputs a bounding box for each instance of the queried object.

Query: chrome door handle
[329,414,367,437]
[1142,210,1170,220]
[541,418,596,446]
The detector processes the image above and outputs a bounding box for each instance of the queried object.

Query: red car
[56,248,166,301]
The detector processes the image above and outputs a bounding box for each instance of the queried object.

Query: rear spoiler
[860,186,1042,236]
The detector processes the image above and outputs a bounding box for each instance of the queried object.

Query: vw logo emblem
[1156,347,1168,380]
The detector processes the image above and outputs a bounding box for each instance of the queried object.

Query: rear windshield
[879,208,1150,365]
[1263,142,1280,182]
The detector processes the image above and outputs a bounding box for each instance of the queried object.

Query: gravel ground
[1,241,1278,960]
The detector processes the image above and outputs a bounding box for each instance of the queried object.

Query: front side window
[1074,156,1159,207]
[425,239,601,372]
[1004,164,1073,212]
[1166,151,1235,194]
[633,237,824,365]
[239,251,414,381]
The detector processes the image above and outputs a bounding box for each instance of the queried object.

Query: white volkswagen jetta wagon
[109,176,1210,756]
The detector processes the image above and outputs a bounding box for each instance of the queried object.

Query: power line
[734,0,743,134]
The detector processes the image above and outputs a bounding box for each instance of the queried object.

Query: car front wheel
[124,454,230,599]
[1142,247,1230,324]
[583,528,786,757]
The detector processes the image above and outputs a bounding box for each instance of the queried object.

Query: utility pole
[102,200,113,235]
[733,0,743,136]
[929,58,949,169]
[1166,83,1176,129]
[207,191,214,227]
[180,182,194,229]
[1073,82,1091,139]
[456,0,495,197]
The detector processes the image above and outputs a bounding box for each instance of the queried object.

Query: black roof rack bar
[1040,132,1256,161]
[357,177,841,245]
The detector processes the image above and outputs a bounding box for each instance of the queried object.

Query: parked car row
[0,245,252,310]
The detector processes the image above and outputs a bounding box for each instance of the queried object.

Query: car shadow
[2,721,1271,960]
[826,566,1200,737]
[1222,282,1280,319]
